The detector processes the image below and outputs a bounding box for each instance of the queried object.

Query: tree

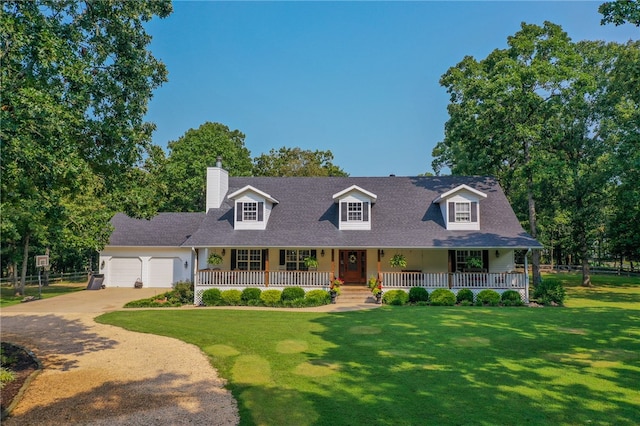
[160,122,253,212]
[599,0,640,27]
[1,1,172,293]
[433,22,582,286]
[253,147,348,177]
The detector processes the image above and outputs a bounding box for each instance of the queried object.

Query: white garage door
[149,257,180,288]
[109,258,142,287]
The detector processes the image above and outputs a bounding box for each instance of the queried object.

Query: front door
[339,250,366,284]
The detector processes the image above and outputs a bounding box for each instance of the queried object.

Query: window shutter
[363,202,369,221]
[448,202,455,222]
[231,249,237,270]
[279,250,285,266]
[262,249,268,270]
[448,250,457,272]
[341,202,347,221]
[471,202,478,222]
[236,203,243,222]
[482,250,489,272]
[311,249,317,259]
[258,202,264,221]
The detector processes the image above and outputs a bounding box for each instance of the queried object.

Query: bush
[430,288,456,306]
[382,290,409,305]
[282,298,306,308]
[501,290,523,306]
[201,288,222,306]
[261,289,282,307]
[408,287,429,303]
[476,289,501,306]
[305,289,330,306]
[124,292,182,308]
[220,289,242,306]
[172,281,194,304]
[281,286,305,301]
[456,288,474,304]
[533,278,566,305]
[0,367,16,389]
[242,287,262,303]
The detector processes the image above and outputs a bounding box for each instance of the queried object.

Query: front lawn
[97,276,640,425]
[0,282,86,308]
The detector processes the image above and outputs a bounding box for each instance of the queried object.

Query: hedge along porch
[192,247,529,305]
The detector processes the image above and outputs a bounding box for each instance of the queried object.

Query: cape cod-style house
[100,159,542,304]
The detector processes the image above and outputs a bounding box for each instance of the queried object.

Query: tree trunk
[17,233,30,296]
[582,255,592,287]
[525,146,541,286]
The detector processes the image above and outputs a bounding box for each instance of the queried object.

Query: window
[284,249,312,271]
[455,202,471,222]
[348,202,362,221]
[236,249,262,270]
[243,202,257,221]
[456,250,482,270]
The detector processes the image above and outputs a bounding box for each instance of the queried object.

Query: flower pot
[375,292,382,304]
[330,291,337,304]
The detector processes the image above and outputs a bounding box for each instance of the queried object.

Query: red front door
[339,250,366,284]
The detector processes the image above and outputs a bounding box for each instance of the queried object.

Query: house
[100,159,542,303]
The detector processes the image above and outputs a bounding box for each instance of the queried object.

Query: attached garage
[149,257,182,288]
[108,257,142,287]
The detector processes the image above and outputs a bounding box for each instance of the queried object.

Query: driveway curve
[1,289,239,425]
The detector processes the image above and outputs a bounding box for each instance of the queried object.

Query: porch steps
[337,286,376,304]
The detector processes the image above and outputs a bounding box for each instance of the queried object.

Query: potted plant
[304,256,319,270]
[465,257,483,272]
[368,275,383,304]
[329,278,343,304]
[389,253,407,269]
[208,252,223,267]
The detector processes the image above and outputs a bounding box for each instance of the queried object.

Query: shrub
[456,288,474,304]
[124,292,182,308]
[281,286,305,301]
[261,289,282,307]
[408,287,429,303]
[201,288,222,306]
[242,287,262,303]
[220,289,242,306]
[476,289,501,306]
[282,298,306,308]
[305,289,330,306]
[501,290,523,306]
[533,279,566,305]
[172,281,194,304]
[0,367,16,389]
[430,288,456,306]
[382,289,409,305]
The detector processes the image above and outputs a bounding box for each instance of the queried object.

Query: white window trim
[243,202,258,222]
[455,202,471,223]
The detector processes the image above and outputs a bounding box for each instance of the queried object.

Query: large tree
[599,0,640,27]
[160,122,253,212]
[253,147,348,177]
[1,1,172,293]
[432,22,582,285]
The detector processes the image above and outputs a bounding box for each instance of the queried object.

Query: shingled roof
[180,175,541,249]
[108,212,205,246]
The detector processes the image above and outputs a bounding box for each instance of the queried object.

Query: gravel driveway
[1,289,239,425]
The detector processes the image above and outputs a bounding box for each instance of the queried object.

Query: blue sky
[144,1,637,177]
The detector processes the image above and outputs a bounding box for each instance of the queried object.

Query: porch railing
[197,269,331,288]
[382,272,526,289]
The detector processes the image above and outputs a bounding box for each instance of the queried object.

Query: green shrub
[221,289,242,306]
[501,290,523,306]
[456,288,474,303]
[430,288,456,306]
[459,300,473,306]
[408,287,429,303]
[282,298,306,308]
[201,288,222,306]
[261,289,282,307]
[305,289,330,306]
[533,279,566,305]
[124,293,182,308]
[242,287,262,303]
[0,367,16,389]
[172,281,194,304]
[476,289,501,306]
[281,286,305,301]
[382,289,409,305]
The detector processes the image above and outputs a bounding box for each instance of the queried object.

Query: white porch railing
[196,269,331,288]
[381,272,526,289]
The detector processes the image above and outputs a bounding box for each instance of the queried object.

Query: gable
[434,184,487,231]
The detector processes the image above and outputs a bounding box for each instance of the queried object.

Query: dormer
[228,185,278,230]
[332,185,377,230]
[433,184,487,231]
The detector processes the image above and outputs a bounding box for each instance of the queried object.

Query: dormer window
[242,202,259,221]
[348,202,365,221]
[433,184,486,231]
[228,185,278,230]
[333,185,376,230]
[455,202,471,222]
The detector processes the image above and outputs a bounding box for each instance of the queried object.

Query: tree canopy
[599,0,640,27]
[1,1,172,292]
[253,147,348,177]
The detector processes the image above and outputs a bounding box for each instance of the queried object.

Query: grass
[97,274,640,425]
[0,282,86,308]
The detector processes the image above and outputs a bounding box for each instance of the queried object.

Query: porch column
[331,249,335,281]
[524,249,530,303]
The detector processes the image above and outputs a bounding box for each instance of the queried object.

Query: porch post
[524,249,530,303]
[264,249,270,287]
[331,249,335,281]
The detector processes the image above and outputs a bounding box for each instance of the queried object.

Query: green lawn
[97,275,640,425]
[0,282,86,308]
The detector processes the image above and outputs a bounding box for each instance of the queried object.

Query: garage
[149,257,181,288]
[109,258,142,287]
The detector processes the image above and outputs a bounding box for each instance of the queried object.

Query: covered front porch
[192,247,529,305]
